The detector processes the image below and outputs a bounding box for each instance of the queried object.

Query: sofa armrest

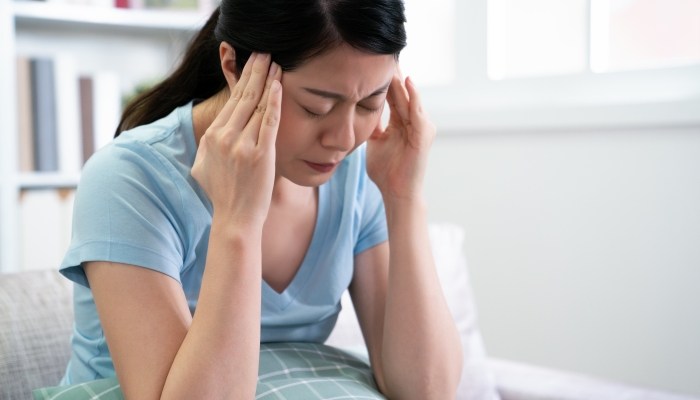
[488,358,698,400]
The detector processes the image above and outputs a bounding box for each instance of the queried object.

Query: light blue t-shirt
[58,101,388,385]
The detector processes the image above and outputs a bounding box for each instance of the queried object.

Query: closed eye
[303,107,325,119]
[359,105,382,114]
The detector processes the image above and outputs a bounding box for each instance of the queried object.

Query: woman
[58,0,463,398]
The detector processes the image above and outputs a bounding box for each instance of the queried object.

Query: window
[400,0,456,86]
[487,0,589,80]
[402,0,700,131]
[592,0,700,72]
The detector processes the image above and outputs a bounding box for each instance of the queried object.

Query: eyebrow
[302,80,392,101]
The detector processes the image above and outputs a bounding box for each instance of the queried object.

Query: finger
[244,61,281,141]
[405,76,434,143]
[396,63,410,99]
[405,76,425,125]
[208,52,257,133]
[257,80,282,149]
[369,113,385,139]
[388,74,410,124]
[227,52,272,133]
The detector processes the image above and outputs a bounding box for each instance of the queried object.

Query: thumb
[369,115,385,140]
[192,133,208,173]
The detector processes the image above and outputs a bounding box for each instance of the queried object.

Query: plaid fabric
[33,342,384,400]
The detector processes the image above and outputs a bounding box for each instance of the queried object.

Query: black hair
[116,0,407,136]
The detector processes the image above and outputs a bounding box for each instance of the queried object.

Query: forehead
[283,44,396,100]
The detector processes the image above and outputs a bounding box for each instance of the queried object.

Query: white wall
[424,126,700,396]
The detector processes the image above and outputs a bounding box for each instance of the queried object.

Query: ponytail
[115,8,226,137]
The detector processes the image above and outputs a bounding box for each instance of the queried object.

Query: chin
[279,164,336,187]
[285,172,333,188]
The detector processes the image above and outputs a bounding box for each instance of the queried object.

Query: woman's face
[276,44,396,187]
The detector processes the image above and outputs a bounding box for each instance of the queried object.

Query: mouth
[304,160,338,173]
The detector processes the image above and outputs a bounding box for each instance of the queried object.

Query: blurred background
[0,0,698,396]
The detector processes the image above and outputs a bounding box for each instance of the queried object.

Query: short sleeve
[59,142,186,288]
[353,160,388,255]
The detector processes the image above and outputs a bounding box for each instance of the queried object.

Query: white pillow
[326,222,501,400]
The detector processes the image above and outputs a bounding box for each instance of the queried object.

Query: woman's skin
[193,44,461,399]
[83,42,462,400]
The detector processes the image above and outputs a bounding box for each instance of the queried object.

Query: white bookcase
[0,0,209,273]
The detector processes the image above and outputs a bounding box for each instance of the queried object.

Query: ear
[219,42,238,90]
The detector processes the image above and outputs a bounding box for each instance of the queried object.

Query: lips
[304,160,338,173]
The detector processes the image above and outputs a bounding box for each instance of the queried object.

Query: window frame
[416,0,700,133]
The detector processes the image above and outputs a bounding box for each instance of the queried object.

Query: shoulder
[81,106,186,189]
[76,107,191,217]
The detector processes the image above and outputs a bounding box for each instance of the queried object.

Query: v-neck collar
[262,182,330,311]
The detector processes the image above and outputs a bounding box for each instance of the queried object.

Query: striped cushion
[33,342,384,400]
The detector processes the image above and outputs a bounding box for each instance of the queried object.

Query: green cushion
[33,342,384,400]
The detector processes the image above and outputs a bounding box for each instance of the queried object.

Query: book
[79,77,95,166]
[145,0,198,9]
[19,189,75,271]
[30,58,59,172]
[17,56,34,172]
[54,55,82,175]
[92,71,121,154]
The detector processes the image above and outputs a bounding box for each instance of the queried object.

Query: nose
[320,109,355,152]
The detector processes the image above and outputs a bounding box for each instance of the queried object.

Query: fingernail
[260,53,270,61]
[406,76,412,86]
[271,80,281,93]
[249,53,257,63]
[268,62,278,77]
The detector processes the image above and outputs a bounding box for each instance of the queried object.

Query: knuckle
[232,142,247,158]
[218,134,234,149]
[263,114,278,127]
[242,89,257,101]
[254,103,267,114]
[231,86,243,100]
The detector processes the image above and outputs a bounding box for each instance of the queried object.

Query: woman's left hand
[366,66,436,203]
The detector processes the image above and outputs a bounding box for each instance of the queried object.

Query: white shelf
[13,1,209,32]
[2,0,202,272]
[18,172,81,189]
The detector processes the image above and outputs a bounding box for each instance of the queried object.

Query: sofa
[1,224,697,400]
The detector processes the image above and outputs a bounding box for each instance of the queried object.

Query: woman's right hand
[191,53,283,228]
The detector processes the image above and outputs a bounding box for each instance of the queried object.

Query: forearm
[381,198,463,400]
[161,212,262,400]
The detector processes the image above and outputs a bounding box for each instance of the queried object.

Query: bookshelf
[14,1,209,31]
[0,0,208,273]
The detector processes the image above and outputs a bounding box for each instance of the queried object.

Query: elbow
[422,342,464,399]
[384,356,463,400]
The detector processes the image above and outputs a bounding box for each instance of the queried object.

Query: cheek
[276,100,316,157]
[354,111,382,144]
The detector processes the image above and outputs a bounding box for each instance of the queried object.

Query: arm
[351,207,463,400]
[85,51,284,399]
[360,68,463,399]
[84,223,261,399]
[382,198,463,399]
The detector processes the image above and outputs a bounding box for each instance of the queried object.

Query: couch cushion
[489,358,700,400]
[325,222,501,400]
[0,270,73,400]
[33,342,382,400]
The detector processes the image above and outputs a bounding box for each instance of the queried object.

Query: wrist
[383,195,427,224]
[211,210,264,242]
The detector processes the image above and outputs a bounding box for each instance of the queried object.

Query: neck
[192,89,229,148]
